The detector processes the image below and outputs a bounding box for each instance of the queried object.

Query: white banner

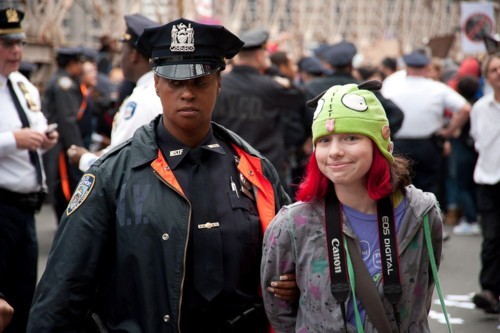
[460,2,495,54]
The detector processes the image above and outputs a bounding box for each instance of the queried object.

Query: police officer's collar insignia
[202,142,224,155]
[170,22,195,52]
[170,148,183,157]
[6,8,19,23]
[66,174,95,216]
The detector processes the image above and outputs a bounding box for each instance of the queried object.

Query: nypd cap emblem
[66,174,96,216]
[170,22,195,52]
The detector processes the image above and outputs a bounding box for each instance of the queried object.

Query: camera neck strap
[324,188,402,332]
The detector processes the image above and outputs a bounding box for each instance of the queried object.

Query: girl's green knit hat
[308,80,394,163]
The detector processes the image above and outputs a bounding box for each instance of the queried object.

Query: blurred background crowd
[8,0,498,227]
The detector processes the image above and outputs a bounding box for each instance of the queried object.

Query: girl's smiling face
[315,133,373,188]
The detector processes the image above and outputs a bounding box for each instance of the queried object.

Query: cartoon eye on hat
[341,93,367,111]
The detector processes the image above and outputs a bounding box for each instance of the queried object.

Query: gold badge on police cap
[170,22,195,52]
[6,8,19,23]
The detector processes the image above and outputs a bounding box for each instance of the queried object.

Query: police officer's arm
[267,273,298,301]
[28,168,113,331]
[53,85,85,149]
[261,207,298,332]
[0,297,13,333]
[438,102,471,139]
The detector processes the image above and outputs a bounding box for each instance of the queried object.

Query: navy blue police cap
[298,56,328,75]
[136,18,243,80]
[56,46,86,58]
[403,51,430,68]
[240,27,269,50]
[81,47,98,61]
[121,13,158,56]
[313,43,330,60]
[56,46,86,61]
[0,8,25,40]
[323,40,357,67]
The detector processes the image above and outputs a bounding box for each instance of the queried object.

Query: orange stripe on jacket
[59,150,71,201]
[231,145,276,234]
[77,84,88,121]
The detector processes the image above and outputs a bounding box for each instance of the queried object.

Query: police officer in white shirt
[381,50,470,200]
[0,7,58,333]
[67,13,160,172]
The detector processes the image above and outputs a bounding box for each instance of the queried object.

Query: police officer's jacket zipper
[153,170,192,333]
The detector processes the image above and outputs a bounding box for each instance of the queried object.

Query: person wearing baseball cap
[29,18,296,333]
[262,81,447,332]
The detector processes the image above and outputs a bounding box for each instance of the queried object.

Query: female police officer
[28,18,294,333]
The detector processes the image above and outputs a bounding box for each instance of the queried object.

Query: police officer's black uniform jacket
[42,68,90,217]
[212,65,306,182]
[28,115,290,333]
[43,68,86,150]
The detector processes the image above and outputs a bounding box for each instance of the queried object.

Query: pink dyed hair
[296,141,392,202]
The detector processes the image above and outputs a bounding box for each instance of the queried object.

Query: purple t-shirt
[342,197,407,326]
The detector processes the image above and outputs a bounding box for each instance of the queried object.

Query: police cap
[121,13,158,55]
[240,27,269,50]
[136,18,243,80]
[0,8,25,40]
[323,40,357,67]
[298,56,328,76]
[402,51,430,68]
[81,47,98,61]
[56,47,86,62]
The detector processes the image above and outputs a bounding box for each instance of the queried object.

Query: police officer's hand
[13,128,46,151]
[42,130,59,150]
[67,144,89,166]
[0,298,14,333]
[267,273,299,302]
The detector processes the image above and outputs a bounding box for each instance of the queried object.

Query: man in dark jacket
[212,28,307,189]
[28,18,294,333]
[42,47,88,220]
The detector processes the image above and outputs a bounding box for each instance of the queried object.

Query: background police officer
[67,13,161,172]
[42,46,87,220]
[0,7,58,333]
[212,28,307,194]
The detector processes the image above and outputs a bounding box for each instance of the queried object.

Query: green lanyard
[423,214,453,333]
[345,237,365,332]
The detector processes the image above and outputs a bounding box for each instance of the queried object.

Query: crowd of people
[0,5,499,333]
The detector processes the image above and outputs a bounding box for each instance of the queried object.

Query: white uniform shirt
[382,75,467,139]
[0,72,48,193]
[381,69,406,94]
[79,71,162,171]
[470,93,500,185]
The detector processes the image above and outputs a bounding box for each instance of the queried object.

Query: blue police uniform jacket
[27,115,290,333]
